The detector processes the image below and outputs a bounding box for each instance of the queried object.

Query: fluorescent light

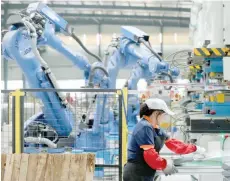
[96,33,101,46]
[83,34,87,45]
[174,33,178,43]
[159,33,162,44]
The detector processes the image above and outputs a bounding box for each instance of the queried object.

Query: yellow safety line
[15,93,21,153]
[194,48,201,56]
[117,88,128,167]
[11,89,25,153]
[121,87,128,167]
[201,48,210,56]
[212,48,221,56]
[222,48,227,52]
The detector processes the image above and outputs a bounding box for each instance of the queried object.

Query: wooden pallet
[1,153,95,181]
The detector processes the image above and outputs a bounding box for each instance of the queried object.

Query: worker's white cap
[145,98,175,116]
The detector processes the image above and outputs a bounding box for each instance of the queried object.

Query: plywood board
[60,154,71,181]
[1,154,7,181]
[11,154,21,181]
[35,154,47,181]
[1,153,95,181]
[52,154,64,181]
[3,154,14,181]
[26,154,38,181]
[69,155,81,181]
[44,154,54,181]
[18,154,29,181]
[85,154,95,181]
[78,155,87,181]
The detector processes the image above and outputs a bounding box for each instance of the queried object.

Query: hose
[139,38,162,62]
[24,137,57,148]
[159,72,173,90]
[180,100,193,114]
[88,66,109,87]
[71,31,102,62]
[165,49,192,61]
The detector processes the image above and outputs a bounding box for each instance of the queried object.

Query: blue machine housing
[203,102,230,116]
[204,57,223,73]
[27,2,69,32]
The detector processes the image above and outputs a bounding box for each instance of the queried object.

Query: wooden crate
[1,153,95,181]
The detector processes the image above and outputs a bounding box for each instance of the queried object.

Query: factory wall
[1,25,192,82]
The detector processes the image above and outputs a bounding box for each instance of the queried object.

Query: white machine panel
[224,2,230,45]
[223,57,230,81]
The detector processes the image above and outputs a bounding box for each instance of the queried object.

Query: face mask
[158,113,171,129]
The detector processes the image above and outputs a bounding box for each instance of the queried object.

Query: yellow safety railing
[10,89,25,153]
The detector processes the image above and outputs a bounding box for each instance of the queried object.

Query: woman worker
[123,98,205,181]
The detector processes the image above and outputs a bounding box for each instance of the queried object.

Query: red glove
[140,145,167,170]
[165,139,197,154]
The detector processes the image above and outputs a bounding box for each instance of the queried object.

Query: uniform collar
[143,115,159,129]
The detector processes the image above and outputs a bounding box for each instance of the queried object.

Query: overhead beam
[2,14,189,28]
[2,3,191,12]
[60,13,190,21]
[65,19,189,27]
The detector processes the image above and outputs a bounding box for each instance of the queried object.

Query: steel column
[160,25,164,57]
[3,3,9,90]
[98,24,101,57]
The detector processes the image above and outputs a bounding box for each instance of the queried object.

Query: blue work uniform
[123,118,169,181]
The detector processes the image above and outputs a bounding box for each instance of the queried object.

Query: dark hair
[139,103,164,118]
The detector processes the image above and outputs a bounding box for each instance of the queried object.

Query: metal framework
[1,0,191,27]
[1,88,125,180]
[1,3,191,12]
[59,13,189,21]
[1,0,192,86]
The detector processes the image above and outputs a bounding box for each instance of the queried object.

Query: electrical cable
[222,136,229,150]
[165,49,192,61]
[71,30,102,62]
[159,72,173,90]
[165,50,193,70]
[88,66,109,87]
[139,38,162,62]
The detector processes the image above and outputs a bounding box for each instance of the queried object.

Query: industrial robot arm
[99,26,180,130]
[2,3,109,148]
[2,2,180,150]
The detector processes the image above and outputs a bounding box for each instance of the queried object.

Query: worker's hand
[163,159,178,176]
[193,146,206,160]
[195,146,206,154]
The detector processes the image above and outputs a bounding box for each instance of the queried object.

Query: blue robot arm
[103,26,180,128]
[2,3,102,141]
[2,26,75,137]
